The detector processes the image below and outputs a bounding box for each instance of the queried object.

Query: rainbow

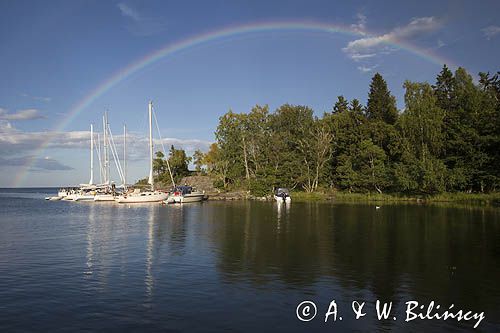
[14,19,455,187]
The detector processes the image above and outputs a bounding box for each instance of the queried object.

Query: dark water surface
[1,188,499,332]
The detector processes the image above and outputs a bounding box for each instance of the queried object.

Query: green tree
[434,64,455,112]
[168,145,191,181]
[366,73,398,124]
[395,81,447,193]
[204,143,229,189]
[357,139,391,193]
[325,97,368,189]
[332,95,349,114]
[193,149,206,174]
[269,104,315,189]
[297,119,333,192]
[153,151,166,177]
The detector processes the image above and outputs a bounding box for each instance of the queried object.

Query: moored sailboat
[115,101,168,203]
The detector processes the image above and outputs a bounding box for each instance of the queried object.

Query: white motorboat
[51,124,97,202]
[45,196,62,201]
[274,187,291,203]
[167,186,204,204]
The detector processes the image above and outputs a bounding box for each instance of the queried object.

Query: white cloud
[117,3,142,22]
[343,16,442,60]
[481,25,500,40]
[350,53,377,61]
[21,93,51,102]
[0,121,211,161]
[0,108,45,121]
[0,155,73,171]
[118,133,211,160]
[357,65,378,73]
[117,2,166,36]
[350,12,367,36]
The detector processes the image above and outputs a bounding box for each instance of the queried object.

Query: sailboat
[73,123,98,201]
[48,124,96,201]
[94,115,125,202]
[115,101,168,203]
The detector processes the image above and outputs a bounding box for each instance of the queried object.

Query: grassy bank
[291,190,500,206]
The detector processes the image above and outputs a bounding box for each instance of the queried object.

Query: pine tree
[366,73,398,124]
[332,95,349,114]
[433,64,455,111]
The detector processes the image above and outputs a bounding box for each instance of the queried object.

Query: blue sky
[0,0,499,187]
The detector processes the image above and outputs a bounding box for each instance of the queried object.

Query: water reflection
[205,202,500,329]
[84,203,96,276]
[76,201,500,330]
[145,204,155,298]
[276,201,290,233]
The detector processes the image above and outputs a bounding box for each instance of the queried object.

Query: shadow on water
[202,201,500,331]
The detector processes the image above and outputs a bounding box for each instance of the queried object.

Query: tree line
[152,66,500,196]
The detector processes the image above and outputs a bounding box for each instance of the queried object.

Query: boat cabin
[172,186,195,196]
[275,187,290,197]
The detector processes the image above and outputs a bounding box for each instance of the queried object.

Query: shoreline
[207,190,500,206]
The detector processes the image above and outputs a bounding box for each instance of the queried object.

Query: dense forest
[153,65,500,196]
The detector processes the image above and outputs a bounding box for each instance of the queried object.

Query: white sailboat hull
[93,194,116,202]
[115,191,167,203]
[74,194,95,201]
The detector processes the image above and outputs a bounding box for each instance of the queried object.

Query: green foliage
[208,66,499,195]
[151,146,192,185]
[193,149,205,174]
[168,145,191,181]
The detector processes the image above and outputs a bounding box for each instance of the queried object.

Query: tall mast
[105,112,110,183]
[89,124,94,185]
[102,114,107,184]
[97,133,102,184]
[148,101,154,191]
[123,124,127,188]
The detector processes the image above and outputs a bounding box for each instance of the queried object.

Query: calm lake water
[0,188,499,332]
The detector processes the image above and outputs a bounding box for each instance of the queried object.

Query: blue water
[0,188,499,332]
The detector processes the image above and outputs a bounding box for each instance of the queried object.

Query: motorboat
[45,196,62,201]
[166,186,204,204]
[274,187,291,203]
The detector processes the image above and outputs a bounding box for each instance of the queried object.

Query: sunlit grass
[290,190,500,206]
